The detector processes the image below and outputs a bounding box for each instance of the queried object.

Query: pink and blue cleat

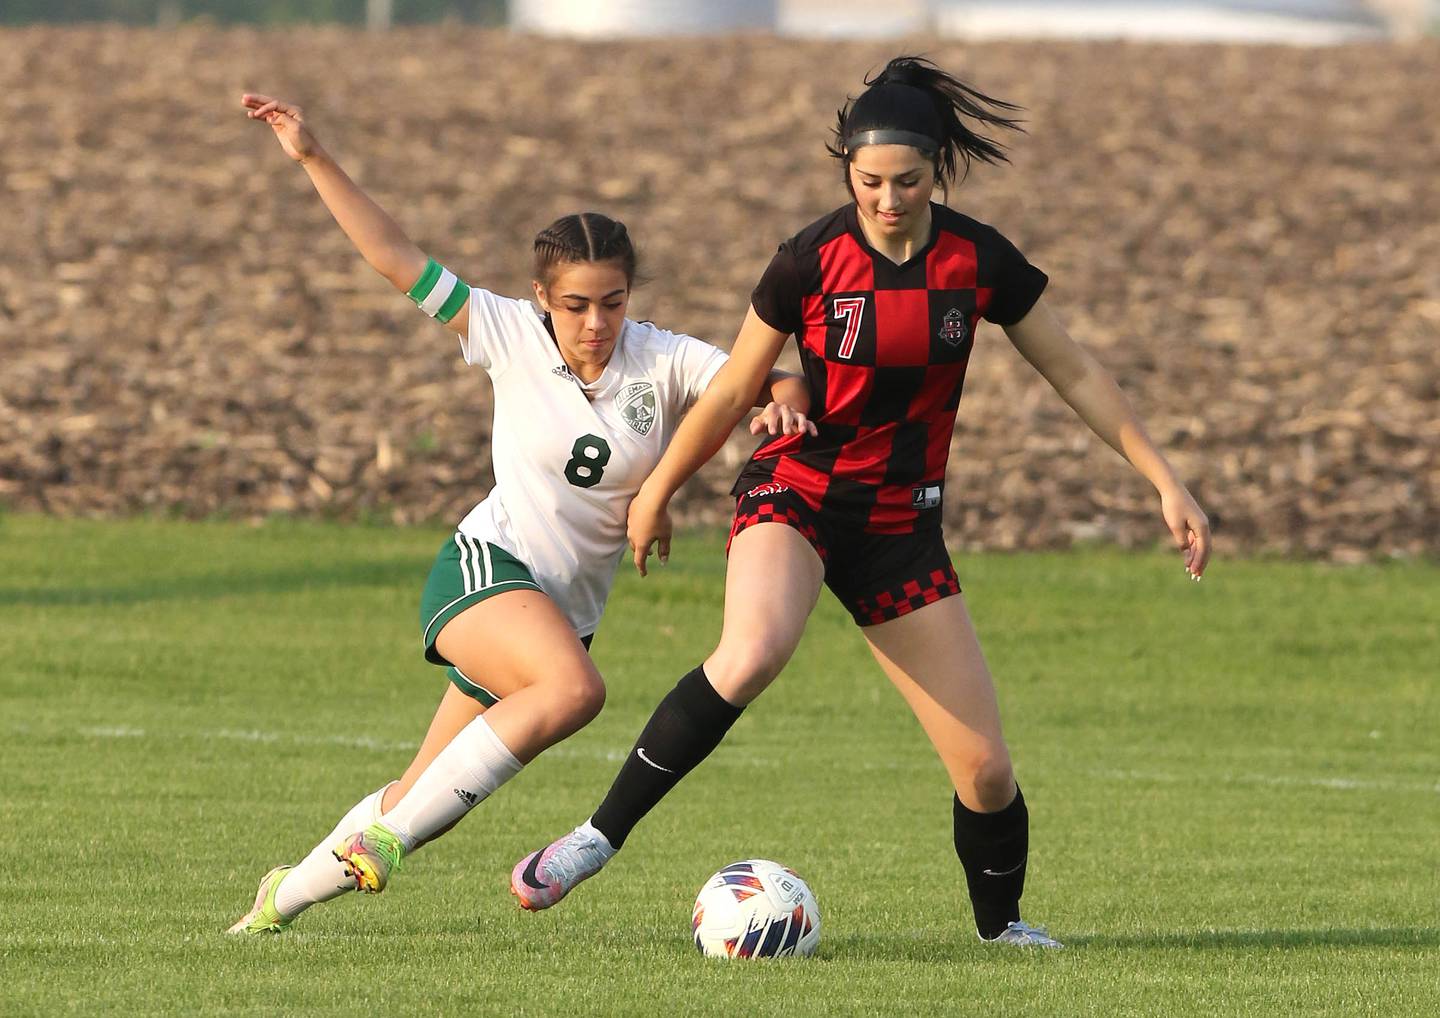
[511,824,615,911]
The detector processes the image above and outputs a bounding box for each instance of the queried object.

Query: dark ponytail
[533,212,641,288]
[827,56,1025,187]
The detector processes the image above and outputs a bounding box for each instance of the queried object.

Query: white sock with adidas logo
[379,715,522,852]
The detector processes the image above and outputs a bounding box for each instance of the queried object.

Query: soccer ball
[691,859,821,959]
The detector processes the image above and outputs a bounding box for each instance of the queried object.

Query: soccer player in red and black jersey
[513,57,1211,948]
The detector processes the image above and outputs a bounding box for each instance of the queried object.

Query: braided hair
[827,56,1025,188]
[533,212,640,288]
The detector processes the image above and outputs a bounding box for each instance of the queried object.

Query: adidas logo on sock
[453,788,479,807]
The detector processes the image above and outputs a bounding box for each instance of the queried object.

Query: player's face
[848,145,936,241]
[534,260,631,373]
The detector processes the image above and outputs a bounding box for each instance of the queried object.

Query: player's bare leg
[232,590,602,930]
[864,595,1060,948]
[512,523,824,910]
[864,594,1013,811]
[334,590,602,889]
[702,522,826,705]
[432,589,605,762]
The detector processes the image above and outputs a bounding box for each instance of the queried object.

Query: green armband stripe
[436,282,469,324]
[408,259,444,303]
[408,258,469,321]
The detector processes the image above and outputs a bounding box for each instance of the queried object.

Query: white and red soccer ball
[691,859,821,959]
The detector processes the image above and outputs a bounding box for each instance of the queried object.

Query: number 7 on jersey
[833,296,866,360]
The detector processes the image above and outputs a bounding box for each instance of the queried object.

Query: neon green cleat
[226,865,294,935]
[332,823,404,894]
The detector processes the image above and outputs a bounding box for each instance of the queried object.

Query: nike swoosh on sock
[982,860,1025,877]
[636,747,676,773]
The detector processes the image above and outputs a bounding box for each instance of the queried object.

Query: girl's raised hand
[241,93,319,162]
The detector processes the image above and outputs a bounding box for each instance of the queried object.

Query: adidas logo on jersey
[616,382,657,436]
[551,365,574,380]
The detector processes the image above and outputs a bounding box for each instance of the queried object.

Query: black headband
[841,82,944,156]
[844,128,939,153]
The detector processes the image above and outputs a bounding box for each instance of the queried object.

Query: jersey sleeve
[458,287,542,374]
[982,234,1049,326]
[749,244,805,335]
[669,333,729,409]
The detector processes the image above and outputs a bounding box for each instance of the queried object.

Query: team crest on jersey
[940,308,968,347]
[616,382,657,436]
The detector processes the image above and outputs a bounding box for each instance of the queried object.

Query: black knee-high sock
[590,666,743,849]
[953,786,1029,940]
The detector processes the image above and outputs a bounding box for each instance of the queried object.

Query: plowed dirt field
[2,28,1436,557]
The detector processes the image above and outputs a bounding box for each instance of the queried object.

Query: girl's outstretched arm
[241,93,467,333]
[1004,296,1212,578]
[627,307,791,574]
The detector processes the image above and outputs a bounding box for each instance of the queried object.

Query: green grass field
[1,516,1436,1016]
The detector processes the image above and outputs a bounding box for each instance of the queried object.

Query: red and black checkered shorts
[728,482,961,627]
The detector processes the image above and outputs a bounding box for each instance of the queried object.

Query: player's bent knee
[966,750,1017,811]
[551,668,607,729]
[704,644,786,705]
[572,674,607,724]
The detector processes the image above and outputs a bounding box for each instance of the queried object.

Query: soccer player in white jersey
[227,94,815,934]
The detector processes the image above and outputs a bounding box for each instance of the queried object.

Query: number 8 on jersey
[564,434,612,488]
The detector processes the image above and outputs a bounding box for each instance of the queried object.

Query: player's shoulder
[461,288,553,369]
[620,317,681,355]
[474,287,547,323]
[777,204,853,257]
[932,205,1024,253]
[615,319,723,403]
[468,287,554,343]
[619,318,716,366]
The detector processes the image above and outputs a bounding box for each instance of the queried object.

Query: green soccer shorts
[419,532,545,707]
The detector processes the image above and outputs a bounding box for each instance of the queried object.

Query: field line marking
[15,725,1437,794]
[71,724,415,753]
[1080,766,1440,796]
[60,723,634,763]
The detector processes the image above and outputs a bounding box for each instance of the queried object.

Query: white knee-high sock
[304,781,393,866]
[379,716,522,851]
[273,783,390,918]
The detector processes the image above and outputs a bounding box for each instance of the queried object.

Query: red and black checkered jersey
[735,202,1047,534]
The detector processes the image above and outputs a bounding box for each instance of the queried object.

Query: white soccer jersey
[453,287,727,637]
